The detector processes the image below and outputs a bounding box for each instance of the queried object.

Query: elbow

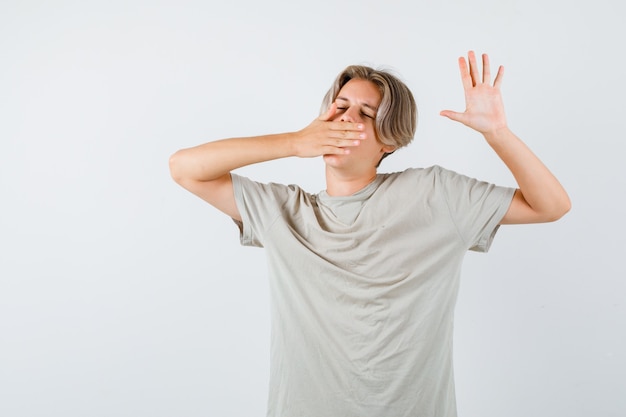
[168,150,185,184]
[556,192,572,220]
[505,189,571,224]
[561,195,572,217]
[546,196,572,222]
[558,197,572,220]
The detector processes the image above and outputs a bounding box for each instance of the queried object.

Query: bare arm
[168,104,366,221]
[440,51,571,224]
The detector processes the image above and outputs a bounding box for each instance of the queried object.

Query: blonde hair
[321,65,417,162]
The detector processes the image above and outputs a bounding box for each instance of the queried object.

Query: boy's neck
[325,167,377,197]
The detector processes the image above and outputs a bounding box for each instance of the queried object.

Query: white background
[1,1,624,416]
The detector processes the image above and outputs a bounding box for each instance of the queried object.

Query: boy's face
[324,78,395,169]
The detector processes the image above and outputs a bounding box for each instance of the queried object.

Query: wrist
[483,125,512,145]
[283,131,301,157]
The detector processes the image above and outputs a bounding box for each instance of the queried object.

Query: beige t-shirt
[231,165,515,417]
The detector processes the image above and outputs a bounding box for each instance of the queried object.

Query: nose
[339,106,360,122]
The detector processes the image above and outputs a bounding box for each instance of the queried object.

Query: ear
[381,144,396,153]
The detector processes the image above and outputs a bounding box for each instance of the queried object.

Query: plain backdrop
[1,1,624,416]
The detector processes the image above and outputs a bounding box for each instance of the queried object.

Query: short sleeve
[437,166,515,252]
[231,174,298,248]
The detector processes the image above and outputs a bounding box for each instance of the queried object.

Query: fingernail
[357,124,364,129]
[359,133,365,139]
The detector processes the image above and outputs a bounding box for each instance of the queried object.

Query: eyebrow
[336,96,379,112]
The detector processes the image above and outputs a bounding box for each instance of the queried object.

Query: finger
[323,140,361,155]
[333,138,362,148]
[329,130,366,141]
[440,109,468,125]
[482,53,491,85]
[493,65,504,88]
[328,121,365,134]
[458,57,472,90]
[320,145,346,155]
[468,50,480,86]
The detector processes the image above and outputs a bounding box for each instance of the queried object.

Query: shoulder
[232,174,312,202]
[416,165,488,188]
[378,165,451,187]
[378,165,500,200]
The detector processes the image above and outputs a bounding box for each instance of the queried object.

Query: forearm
[485,127,571,221]
[169,133,296,183]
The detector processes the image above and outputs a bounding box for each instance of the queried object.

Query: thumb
[319,102,337,121]
[440,109,466,124]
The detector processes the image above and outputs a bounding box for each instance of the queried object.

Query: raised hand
[440,51,508,136]
[293,103,366,157]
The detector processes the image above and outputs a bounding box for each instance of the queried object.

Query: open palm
[440,51,508,135]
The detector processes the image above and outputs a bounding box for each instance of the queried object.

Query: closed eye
[335,106,374,119]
